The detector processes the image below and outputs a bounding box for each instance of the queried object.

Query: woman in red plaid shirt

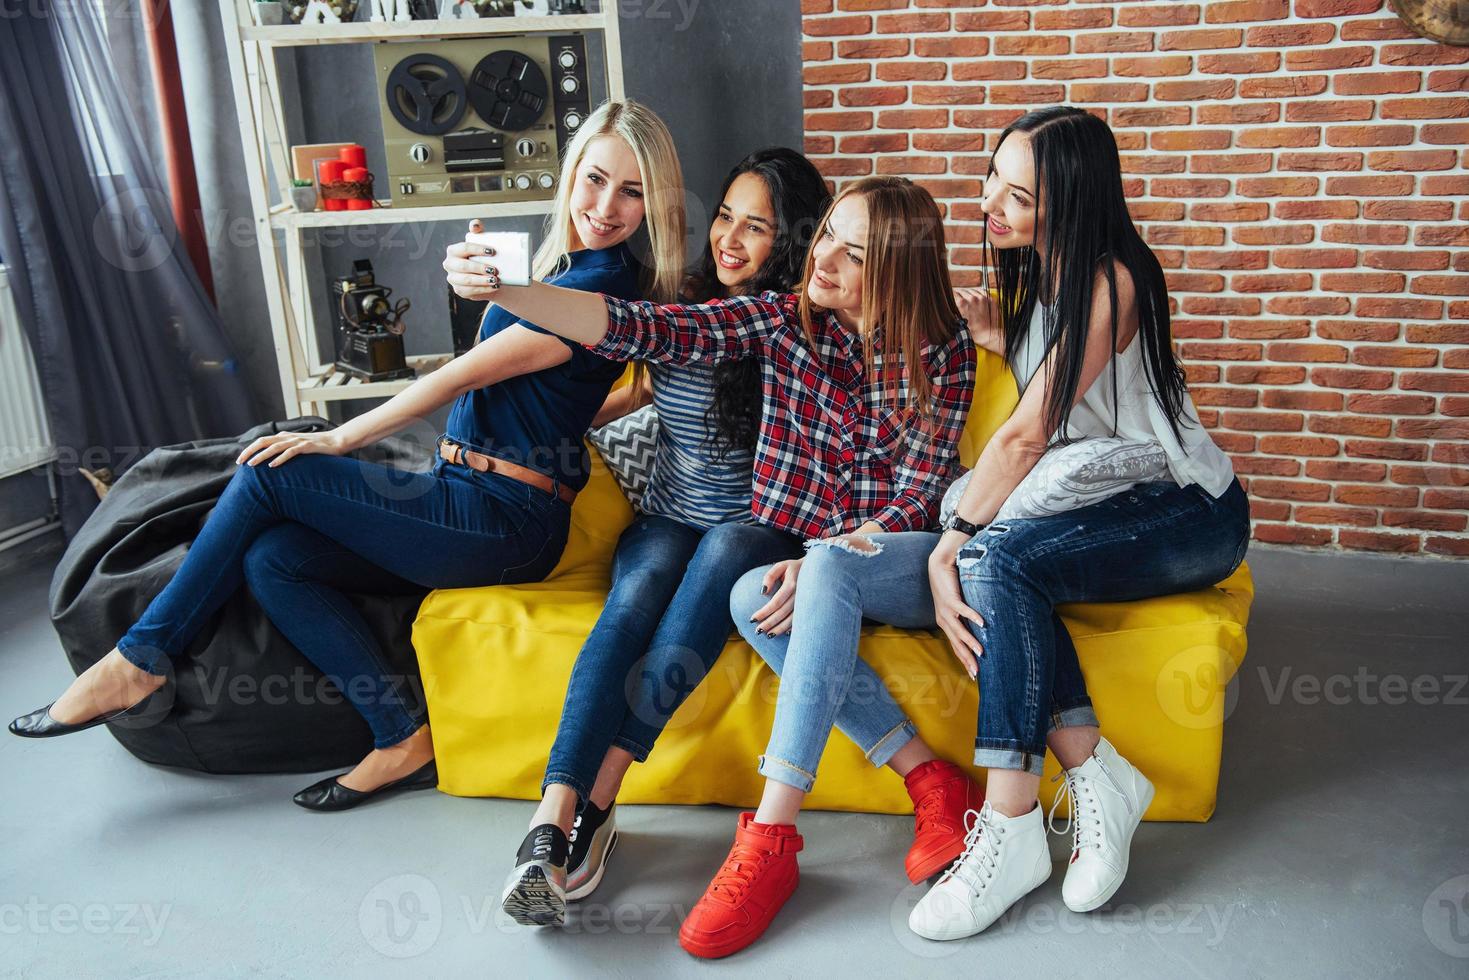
[448,175,980,957]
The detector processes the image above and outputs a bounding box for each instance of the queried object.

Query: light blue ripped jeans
[729,531,942,792]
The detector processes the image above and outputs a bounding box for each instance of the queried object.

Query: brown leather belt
[437,437,576,506]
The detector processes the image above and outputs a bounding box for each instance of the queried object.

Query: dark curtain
[0,0,258,541]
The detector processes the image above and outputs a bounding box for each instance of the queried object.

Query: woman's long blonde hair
[796,175,962,434]
[532,99,686,305]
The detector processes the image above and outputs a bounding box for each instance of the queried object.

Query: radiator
[0,265,56,480]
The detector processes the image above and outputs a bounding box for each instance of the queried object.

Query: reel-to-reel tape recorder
[373,34,591,207]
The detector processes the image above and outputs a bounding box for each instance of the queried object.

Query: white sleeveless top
[1010,301,1236,498]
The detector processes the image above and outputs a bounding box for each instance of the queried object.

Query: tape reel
[385,53,468,137]
[467,51,549,132]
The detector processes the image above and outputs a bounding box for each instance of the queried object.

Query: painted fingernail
[484,247,495,255]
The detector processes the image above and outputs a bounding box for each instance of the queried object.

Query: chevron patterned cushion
[586,404,659,509]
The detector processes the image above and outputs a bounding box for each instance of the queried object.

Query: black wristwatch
[944,513,986,536]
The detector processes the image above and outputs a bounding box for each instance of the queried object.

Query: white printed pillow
[941,437,1171,525]
[587,404,659,509]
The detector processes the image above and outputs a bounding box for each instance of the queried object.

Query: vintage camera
[331,259,416,382]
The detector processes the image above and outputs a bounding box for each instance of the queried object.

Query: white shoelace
[1047,761,1129,858]
[940,802,1004,894]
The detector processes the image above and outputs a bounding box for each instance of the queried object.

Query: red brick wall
[801,0,1469,557]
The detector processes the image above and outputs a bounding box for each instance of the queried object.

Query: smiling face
[981,132,1043,251]
[568,135,646,250]
[709,172,777,294]
[805,192,868,326]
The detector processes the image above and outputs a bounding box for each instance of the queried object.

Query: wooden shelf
[297,353,454,401]
[224,0,623,417]
[242,14,605,47]
[270,197,554,229]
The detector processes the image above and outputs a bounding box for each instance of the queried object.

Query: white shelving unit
[220,0,624,418]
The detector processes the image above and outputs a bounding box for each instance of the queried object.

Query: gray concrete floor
[1,539,1466,979]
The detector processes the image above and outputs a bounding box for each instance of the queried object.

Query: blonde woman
[10,100,687,814]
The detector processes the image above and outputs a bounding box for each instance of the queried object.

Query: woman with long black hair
[910,106,1249,941]
[491,147,832,926]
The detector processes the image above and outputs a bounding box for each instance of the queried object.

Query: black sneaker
[501,823,570,926]
[566,801,618,901]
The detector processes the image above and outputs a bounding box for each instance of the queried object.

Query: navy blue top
[444,242,640,493]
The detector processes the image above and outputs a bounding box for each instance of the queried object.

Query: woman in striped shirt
[502,148,832,925]
[447,175,982,955]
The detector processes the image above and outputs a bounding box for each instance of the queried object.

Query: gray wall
[260,1,802,424]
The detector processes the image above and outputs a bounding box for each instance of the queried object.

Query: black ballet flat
[292,759,439,812]
[8,692,159,739]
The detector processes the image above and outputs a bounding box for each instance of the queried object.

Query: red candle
[319,160,347,211]
[338,144,367,170]
[344,167,371,210]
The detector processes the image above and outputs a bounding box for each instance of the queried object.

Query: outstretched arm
[444,235,777,365]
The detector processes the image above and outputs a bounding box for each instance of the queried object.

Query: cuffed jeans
[958,478,1252,776]
[116,447,569,749]
[542,515,802,801]
[729,531,942,793]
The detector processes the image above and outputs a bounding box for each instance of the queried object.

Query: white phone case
[465,231,532,287]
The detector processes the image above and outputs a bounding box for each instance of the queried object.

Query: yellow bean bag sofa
[413,351,1253,822]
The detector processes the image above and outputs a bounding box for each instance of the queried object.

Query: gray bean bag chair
[48,417,431,773]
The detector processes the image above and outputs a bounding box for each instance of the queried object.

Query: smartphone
[465,231,532,287]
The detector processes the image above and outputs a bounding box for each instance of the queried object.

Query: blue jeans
[542,515,802,801]
[116,447,569,749]
[729,532,942,793]
[958,478,1252,776]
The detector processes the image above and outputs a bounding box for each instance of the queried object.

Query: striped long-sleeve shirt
[637,360,758,530]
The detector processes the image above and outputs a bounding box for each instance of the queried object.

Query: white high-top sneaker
[908,800,1052,941]
[1047,736,1155,913]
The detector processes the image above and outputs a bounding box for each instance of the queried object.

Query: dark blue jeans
[542,514,802,801]
[956,478,1251,776]
[116,447,569,749]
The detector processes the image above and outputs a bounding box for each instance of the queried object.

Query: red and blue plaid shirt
[590,291,977,540]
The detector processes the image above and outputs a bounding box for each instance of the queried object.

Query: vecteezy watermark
[889,881,1235,957]
[614,0,699,31]
[357,873,689,957]
[1155,644,1242,731]
[360,875,443,959]
[479,897,690,937]
[0,899,172,946]
[0,0,174,28]
[187,665,426,712]
[92,187,177,273]
[625,643,714,734]
[1256,667,1469,708]
[1423,874,1469,959]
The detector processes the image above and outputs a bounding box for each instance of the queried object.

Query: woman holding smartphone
[9,99,688,813]
[490,148,828,927]
[445,175,984,956]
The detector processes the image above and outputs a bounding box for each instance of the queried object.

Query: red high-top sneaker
[904,759,986,883]
[678,812,803,959]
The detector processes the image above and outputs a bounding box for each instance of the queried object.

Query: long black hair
[989,106,1191,443]
[684,147,830,460]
